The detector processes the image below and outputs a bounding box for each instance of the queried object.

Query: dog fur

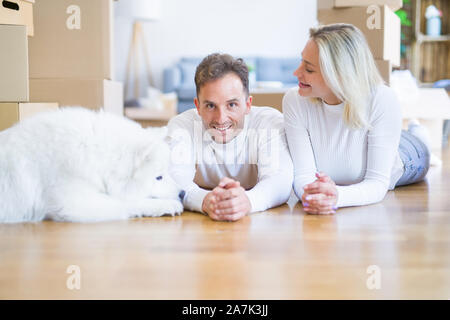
[0,107,183,223]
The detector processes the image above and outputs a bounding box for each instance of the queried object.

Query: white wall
[114,0,318,98]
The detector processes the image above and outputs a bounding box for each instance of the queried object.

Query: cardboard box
[250,88,289,112]
[0,24,28,102]
[374,59,392,85]
[318,5,401,67]
[399,88,450,150]
[251,92,284,113]
[399,88,450,120]
[318,0,335,10]
[0,102,58,131]
[0,0,34,36]
[28,0,114,79]
[29,79,124,115]
[335,0,402,11]
[318,0,402,11]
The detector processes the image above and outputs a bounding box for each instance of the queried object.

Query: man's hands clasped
[202,177,251,222]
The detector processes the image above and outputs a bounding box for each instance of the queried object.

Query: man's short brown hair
[194,53,249,97]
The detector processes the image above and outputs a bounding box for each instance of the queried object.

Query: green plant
[395,4,412,58]
[395,9,412,26]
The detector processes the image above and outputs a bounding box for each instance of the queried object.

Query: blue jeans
[395,130,430,187]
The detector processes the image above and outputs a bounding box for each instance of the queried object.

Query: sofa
[163,57,299,113]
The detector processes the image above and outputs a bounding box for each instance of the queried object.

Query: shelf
[124,106,175,121]
[411,0,450,82]
[417,33,450,43]
[124,93,178,121]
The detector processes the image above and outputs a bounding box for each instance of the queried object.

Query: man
[167,53,293,221]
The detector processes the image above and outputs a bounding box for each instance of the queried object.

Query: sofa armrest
[163,66,181,93]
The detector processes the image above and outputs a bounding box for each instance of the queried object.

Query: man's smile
[212,123,232,132]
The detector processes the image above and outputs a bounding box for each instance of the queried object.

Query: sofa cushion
[179,62,197,86]
[256,57,299,84]
[163,67,181,93]
[177,86,197,100]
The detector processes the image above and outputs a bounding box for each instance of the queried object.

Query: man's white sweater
[167,107,294,213]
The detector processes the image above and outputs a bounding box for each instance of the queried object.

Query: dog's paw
[157,199,183,217]
[135,199,183,217]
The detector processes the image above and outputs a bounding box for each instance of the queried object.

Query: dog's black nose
[178,190,186,201]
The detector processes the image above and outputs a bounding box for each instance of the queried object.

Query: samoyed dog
[0,107,184,223]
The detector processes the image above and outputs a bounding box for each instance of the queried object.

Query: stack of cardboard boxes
[0,0,123,131]
[0,0,58,131]
[317,0,403,85]
[318,1,450,150]
[28,0,123,115]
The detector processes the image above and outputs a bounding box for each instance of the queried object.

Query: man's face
[195,73,252,144]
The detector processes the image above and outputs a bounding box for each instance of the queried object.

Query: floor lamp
[115,0,161,106]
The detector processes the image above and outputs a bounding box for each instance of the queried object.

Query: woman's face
[293,39,341,105]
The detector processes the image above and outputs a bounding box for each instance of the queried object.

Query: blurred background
[1,0,449,147]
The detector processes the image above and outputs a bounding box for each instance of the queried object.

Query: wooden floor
[1,149,450,300]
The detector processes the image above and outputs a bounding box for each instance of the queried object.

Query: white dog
[0,107,184,223]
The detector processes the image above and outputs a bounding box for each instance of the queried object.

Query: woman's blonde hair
[309,23,383,129]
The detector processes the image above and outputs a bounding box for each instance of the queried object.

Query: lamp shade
[115,0,161,21]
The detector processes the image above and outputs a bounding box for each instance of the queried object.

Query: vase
[426,17,441,36]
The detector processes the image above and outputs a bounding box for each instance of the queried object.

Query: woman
[283,23,430,214]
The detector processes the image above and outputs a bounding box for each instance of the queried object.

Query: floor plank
[1,149,449,299]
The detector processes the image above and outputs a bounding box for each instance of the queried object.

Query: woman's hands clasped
[302,172,338,214]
